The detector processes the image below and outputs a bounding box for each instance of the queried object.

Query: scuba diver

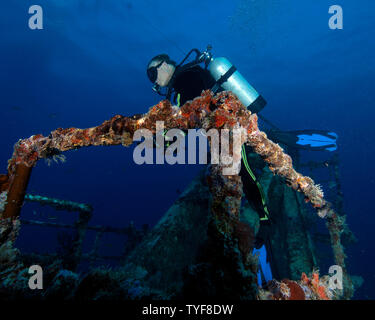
[146,46,338,284]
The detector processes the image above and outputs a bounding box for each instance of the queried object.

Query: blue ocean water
[0,0,374,299]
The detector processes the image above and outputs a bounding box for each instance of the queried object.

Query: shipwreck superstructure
[0,91,357,300]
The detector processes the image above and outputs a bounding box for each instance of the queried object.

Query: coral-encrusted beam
[3,91,328,216]
[247,128,330,216]
[0,91,351,297]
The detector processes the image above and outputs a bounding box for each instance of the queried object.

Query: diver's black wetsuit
[168,65,215,104]
[167,64,270,236]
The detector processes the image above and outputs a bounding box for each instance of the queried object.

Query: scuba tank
[158,45,266,113]
[201,46,267,113]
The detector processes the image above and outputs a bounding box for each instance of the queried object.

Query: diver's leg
[239,163,265,217]
[240,146,271,249]
[240,147,270,221]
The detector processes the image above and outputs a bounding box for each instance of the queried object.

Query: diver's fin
[295,131,338,152]
[253,245,273,286]
[325,146,337,152]
[267,130,338,152]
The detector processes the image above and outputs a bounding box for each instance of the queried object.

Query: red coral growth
[214,114,228,128]
[301,272,310,285]
[261,279,305,300]
[281,279,306,300]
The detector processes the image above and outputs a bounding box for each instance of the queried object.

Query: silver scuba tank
[207,56,266,113]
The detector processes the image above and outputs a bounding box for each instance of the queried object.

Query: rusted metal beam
[2,164,32,220]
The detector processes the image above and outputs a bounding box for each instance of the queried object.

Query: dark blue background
[0,0,374,299]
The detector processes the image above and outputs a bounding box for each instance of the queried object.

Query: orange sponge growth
[301,272,331,300]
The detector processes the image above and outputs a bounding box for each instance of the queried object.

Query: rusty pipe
[2,164,32,219]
